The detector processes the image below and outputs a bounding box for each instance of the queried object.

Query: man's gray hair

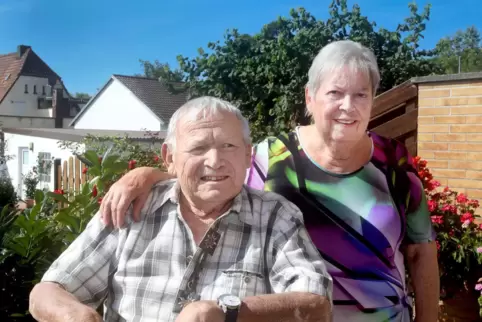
[306,40,380,96]
[165,96,252,150]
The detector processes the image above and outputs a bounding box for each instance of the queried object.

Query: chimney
[17,45,30,58]
[52,88,68,128]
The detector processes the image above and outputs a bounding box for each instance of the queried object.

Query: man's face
[163,110,251,207]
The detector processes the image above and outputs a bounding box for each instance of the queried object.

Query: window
[33,85,37,94]
[38,152,52,182]
[22,150,29,165]
[42,86,46,95]
[24,84,28,94]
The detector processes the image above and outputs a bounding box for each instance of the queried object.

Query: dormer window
[33,85,37,94]
[24,84,28,93]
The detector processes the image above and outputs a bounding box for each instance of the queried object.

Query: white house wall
[4,133,75,198]
[0,115,55,128]
[74,79,161,131]
[0,76,68,117]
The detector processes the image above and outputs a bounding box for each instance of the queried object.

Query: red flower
[427,200,437,212]
[443,186,450,192]
[82,167,88,174]
[469,199,480,208]
[436,240,440,250]
[98,197,103,205]
[128,160,137,170]
[449,230,454,236]
[92,185,98,197]
[456,193,468,204]
[449,205,458,215]
[153,155,160,162]
[53,189,64,195]
[441,204,451,212]
[461,212,474,223]
[431,215,444,225]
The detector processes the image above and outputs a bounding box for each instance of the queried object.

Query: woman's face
[306,67,373,144]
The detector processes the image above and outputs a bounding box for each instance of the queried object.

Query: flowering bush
[413,156,482,312]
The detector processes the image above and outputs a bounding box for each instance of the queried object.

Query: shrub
[0,178,17,209]
[23,170,39,200]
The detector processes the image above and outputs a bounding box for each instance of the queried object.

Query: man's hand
[100,167,173,228]
[29,282,103,322]
[175,301,225,322]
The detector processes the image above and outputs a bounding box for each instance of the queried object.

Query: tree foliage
[435,26,482,74]
[74,92,91,100]
[140,0,442,142]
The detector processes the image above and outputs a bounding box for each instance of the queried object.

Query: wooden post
[53,158,61,191]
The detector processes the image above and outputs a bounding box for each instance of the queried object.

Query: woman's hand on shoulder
[100,167,173,228]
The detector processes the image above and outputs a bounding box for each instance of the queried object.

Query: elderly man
[29,96,333,322]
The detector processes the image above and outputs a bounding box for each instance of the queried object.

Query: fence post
[53,158,61,191]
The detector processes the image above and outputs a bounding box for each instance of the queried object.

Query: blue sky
[0,0,481,95]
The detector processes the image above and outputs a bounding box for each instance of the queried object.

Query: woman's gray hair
[306,40,380,96]
[165,96,252,150]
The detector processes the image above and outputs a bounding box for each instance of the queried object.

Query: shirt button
[244,276,251,283]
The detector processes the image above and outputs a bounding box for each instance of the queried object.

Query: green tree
[434,26,482,74]
[74,92,91,100]
[142,0,441,142]
[137,59,184,82]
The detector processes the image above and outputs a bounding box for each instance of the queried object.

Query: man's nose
[205,148,223,169]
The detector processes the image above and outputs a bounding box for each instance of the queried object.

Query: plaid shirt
[42,180,332,321]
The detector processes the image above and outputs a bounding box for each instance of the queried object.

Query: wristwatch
[217,293,241,322]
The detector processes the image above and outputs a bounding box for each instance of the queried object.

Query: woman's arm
[100,167,174,227]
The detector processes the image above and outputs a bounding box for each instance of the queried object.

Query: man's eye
[222,143,237,150]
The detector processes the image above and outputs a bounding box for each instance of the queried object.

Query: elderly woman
[99,40,439,322]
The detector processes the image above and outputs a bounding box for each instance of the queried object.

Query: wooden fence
[369,81,419,156]
[53,156,88,193]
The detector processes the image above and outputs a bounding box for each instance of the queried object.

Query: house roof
[70,75,188,126]
[0,45,62,104]
[2,127,166,142]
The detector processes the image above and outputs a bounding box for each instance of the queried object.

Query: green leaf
[46,191,70,204]
[84,150,101,167]
[34,189,44,204]
[55,212,80,232]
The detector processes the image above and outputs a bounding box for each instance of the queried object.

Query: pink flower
[431,216,444,225]
[428,200,437,212]
[442,204,451,212]
[462,220,471,228]
[456,194,468,204]
[477,247,482,253]
[461,212,474,223]
[475,283,482,291]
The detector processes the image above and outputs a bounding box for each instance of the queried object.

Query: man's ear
[161,143,176,175]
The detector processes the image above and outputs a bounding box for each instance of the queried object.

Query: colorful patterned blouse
[245,129,435,322]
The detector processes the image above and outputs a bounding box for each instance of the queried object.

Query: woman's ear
[161,143,175,175]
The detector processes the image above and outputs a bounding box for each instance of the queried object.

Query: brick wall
[417,78,482,207]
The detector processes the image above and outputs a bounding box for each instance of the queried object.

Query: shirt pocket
[211,269,267,299]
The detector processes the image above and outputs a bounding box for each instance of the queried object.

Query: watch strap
[224,306,239,322]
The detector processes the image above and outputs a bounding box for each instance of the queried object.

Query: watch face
[220,294,241,308]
